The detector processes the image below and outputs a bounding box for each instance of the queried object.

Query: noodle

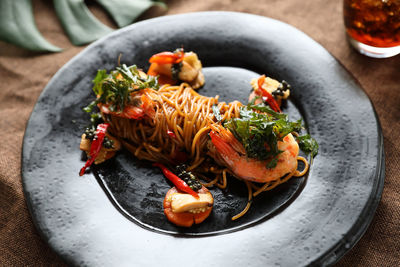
[216,169,228,189]
[232,181,252,221]
[102,83,311,220]
[294,156,309,177]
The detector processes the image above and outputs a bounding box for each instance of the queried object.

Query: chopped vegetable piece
[256,75,281,112]
[149,50,184,64]
[79,123,109,176]
[164,187,212,227]
[153,163,199,198]
[84,65,159,115]
[170,192,213,213]
[296,134,319,157]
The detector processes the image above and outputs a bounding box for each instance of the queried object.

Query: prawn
[248,75,291,109]
[147,49,205,89]
[99,89,156,120]
[208,124,299,183]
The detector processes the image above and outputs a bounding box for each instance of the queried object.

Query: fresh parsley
[296,134,319,157]
[224,103,314,168]
[84,64,159,114]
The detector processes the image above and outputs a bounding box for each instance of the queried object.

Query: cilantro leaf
[223,103,318,167]
[85,64,159,114]
[296,134,319,157]
[247,103,287,120]
[92,69,108,95]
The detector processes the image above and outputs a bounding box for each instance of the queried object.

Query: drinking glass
[343,0,400,58]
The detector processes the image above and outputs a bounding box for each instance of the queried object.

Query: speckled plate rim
[21,11,385,267]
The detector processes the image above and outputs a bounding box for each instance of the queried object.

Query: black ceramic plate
[22,12,384,267]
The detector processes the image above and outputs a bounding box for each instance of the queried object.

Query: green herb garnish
[84,64,159,114]
[296,134,319,157]
[90,112,103,127]
[224,103,309,168]
[84,127,114,149]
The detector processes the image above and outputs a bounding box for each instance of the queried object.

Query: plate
[22,12,384,266]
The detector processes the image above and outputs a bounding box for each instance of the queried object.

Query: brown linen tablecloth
[0,0,399,266]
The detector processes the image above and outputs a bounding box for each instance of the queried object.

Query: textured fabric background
[0,0,398,266]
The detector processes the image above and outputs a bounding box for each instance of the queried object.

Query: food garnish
[147,48,205,89]
[83,64,159,114]
[79,123,109,176]
[255,75,281,112]
[296,134,319,157]
[163,186,213,227]
[78,48,319,226]
[153,163,199,199]
[224,104,302,168]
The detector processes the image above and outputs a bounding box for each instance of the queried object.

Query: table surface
[0,0,399,266]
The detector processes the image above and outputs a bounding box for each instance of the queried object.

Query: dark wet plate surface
[94,66,307,235]
[22,12,384,267]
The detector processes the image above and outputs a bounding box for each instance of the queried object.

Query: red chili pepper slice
[79,123,109,176]
[256,75,281,113]
[149,51,184,65]
[167,129,176,139]
[153,163,199,199]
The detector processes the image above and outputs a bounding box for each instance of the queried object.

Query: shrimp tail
[210,124,246,155]
[141,93,156,119]
[209,130,238,167]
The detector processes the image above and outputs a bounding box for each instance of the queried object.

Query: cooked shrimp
[249,75,290,107]
[147,50,205,89]
[208,125,299,183]
[99,89,156,120]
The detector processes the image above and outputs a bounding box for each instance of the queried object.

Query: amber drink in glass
[343,0,400,58]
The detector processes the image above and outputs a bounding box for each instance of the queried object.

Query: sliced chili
[167,129,176,139]
[149,51,184,65]
[153,163,199,199]
[256,75,281,112]
[79,123,109,176]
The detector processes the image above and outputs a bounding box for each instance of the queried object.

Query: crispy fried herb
[84,64,159,114]
[224,103,305,168]
[296,134,319,157]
